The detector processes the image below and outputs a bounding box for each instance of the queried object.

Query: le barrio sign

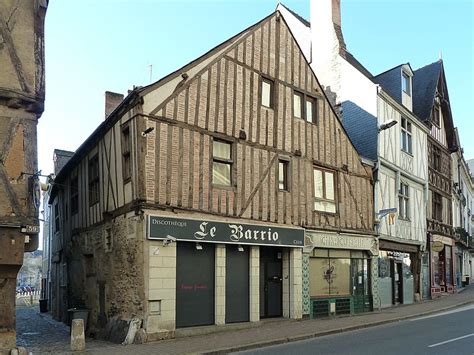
[148,215,304,247]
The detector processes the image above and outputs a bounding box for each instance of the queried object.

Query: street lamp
[378,119,398,132]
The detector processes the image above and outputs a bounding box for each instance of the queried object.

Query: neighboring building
[450,134,472,288]
[278,0,430,309]
[0,0,48,350]
[48,9,375,342]
[41,149,74,312]
[17,250,43,290]
[412,60,458,296]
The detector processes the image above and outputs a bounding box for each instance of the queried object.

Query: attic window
[402,72,411,96]
[261,78,274,108]
[433,104,441,127]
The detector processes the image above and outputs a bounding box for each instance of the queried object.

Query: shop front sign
[306,231,378,255]
[148,215,304,247]
[431,241,444,253]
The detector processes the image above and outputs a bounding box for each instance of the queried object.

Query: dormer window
[432,104,441,127]
[402,72,411,96]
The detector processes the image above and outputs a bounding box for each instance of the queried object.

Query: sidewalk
[17,285,474,354]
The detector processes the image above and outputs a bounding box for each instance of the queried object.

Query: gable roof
[412,60,442,122]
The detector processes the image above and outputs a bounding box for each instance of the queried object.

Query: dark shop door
[260,247,282,318]
[392,261,403,304]
[176,242,215,328]
[226,245,250,323]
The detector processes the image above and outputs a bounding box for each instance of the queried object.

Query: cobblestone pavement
[16,306,112,354]
[16,285,474,354]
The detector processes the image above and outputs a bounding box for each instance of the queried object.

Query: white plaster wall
[340,57,378,117]
[277,5,312,62]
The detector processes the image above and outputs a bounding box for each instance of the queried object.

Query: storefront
[378,240,419,307]
[429,234,455,296]
[303,231,378,318]
[145,214,304,338]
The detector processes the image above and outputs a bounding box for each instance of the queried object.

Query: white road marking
[409,304,474,321]
[428,333,474,348]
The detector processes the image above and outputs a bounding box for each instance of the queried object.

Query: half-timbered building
[278,0,429,310]
[412,60,457,297]
[0,1,48,350]
[48,9,375,340]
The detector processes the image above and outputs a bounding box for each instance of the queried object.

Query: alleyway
[15,286,474,354]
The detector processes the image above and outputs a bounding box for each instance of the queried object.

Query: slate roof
[341,100,378,161]
[412,60,442,122]
[373,65,404,103]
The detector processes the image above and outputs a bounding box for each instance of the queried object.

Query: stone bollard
[71,319,85,351]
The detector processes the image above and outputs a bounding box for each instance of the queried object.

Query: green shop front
[302,231,379,318]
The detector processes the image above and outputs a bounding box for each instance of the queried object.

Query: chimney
[310,0,344,106]
[105,91,124,119]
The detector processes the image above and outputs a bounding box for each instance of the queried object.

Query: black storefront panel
[176,242,215,328]
[259,247,282,318]
[225,245,250,323]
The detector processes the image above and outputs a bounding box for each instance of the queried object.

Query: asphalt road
[237,304,474,355]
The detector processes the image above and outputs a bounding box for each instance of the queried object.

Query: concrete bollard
[71,319,85,351]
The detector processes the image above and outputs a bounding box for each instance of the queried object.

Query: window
[212,140,232,186]
[313,167,336,213]
[432,105,441,126]
[71,176,79,215]
[433,192,442,221]
[432,146,441,171]
[54,203,60,232]
[293,90,318,124]
[121,123,131,181]
[278,159,289,191]
[402,72,411,96]
[309,249,371,297]
[88,154,100,205]
[398,182,410,220]
[401,117,412,154]
[293,91,303,119]
[261,78,273,108]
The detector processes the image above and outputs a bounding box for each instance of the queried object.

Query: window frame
[313,166,337,214]
[293,89,318,124]
[70,176,79,215]
[88,154,100,206]
[121,122,132,182]
[260,77,274,109]
[398,181,410,220]
[212,139,233,187]
[54,203,60,233]
[400,117,412,155]
[432,145,441,171]
[278,158,290,192]
[402,72,411,96]
[433,192,443,221]
[432,104,441,127]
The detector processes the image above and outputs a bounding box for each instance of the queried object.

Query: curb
[201,300,474,354]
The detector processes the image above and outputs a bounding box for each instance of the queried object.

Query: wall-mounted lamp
[378,119,398,132]
[237,245,244,252]
[141,127,155,137]
[163,235,177,247]
[195,243,203,250]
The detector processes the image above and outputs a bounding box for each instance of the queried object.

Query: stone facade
[0,0,47,350]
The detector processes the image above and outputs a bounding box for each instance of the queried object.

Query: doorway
[225,244,249,323]
[259,247,282,318]
[392,261,403,304]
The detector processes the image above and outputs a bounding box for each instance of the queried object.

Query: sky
[38,0,473,173]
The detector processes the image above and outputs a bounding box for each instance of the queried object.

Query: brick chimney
[105,91,124,119]
[309,0,344,106]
